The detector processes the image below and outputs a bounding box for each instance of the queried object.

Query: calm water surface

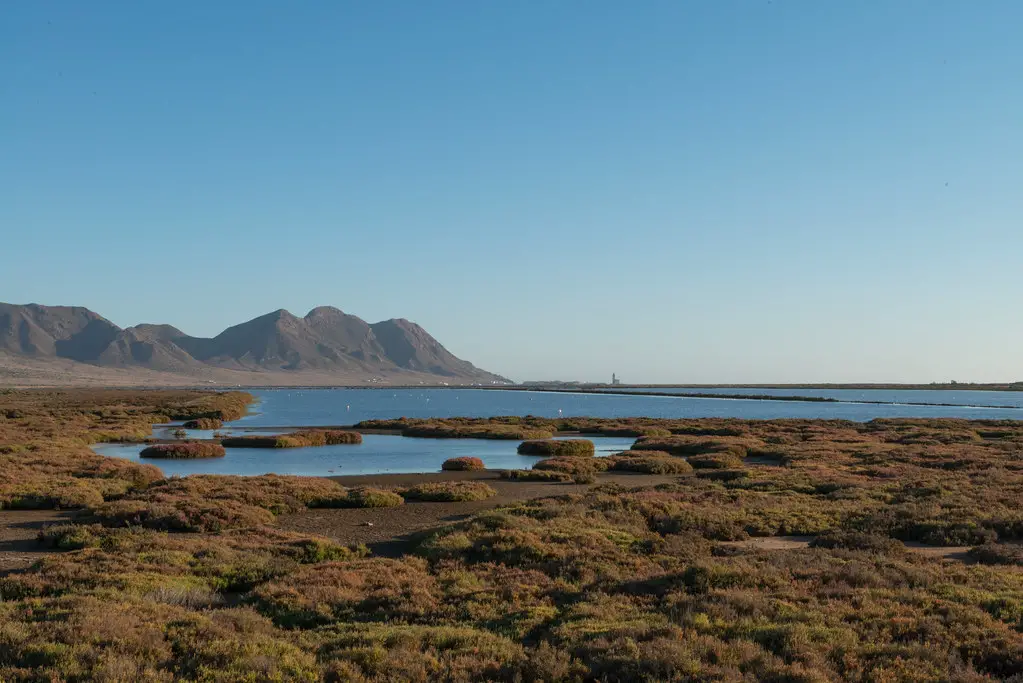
[93,435,635,477]
[603,387,1023,408]
[234,388,1023,427]
[94,388,1021,477]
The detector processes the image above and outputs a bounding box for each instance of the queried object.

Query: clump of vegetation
[86,474,354,532]
[403,422,553,440]
[968,543,1023,566]
[583,424,672,438]
[810,530,905,554]
[499,469,572,482]
[441,456,486,471]
[139,442,226,459]
[532,456,610,475]
[182,417,223,430]
[606,452,694,474]
[631,435,750,459]
[342,487,404,508]
[398,481,497,502]
[221,430,362,448]
[518,439,595,457]
[687,452,745,469]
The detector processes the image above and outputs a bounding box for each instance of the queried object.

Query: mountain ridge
[0,302,508,384]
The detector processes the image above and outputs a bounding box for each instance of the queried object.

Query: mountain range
[0,303,508,386]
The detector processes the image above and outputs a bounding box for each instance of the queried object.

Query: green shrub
[518,439,595,457]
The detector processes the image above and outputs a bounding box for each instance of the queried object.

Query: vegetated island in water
[6,388,1023,679]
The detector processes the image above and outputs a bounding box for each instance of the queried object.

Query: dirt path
[0,509,76,575]
[276,470,677,556]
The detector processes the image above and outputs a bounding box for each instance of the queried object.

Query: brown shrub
[442,457,486,471]
[222,430,361,448]
[518,439,595,457]
[606,452,694,475]
[533,457,610,475]
[399,482,497,502]
[139,442,225,459]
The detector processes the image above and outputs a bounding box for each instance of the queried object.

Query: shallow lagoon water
[94,387,1021,477]
[235,388,1023,427]
[92,435,636,478]
[605,386,1023,408]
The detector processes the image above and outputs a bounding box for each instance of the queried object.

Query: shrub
[533,457,610,475]
[810,531,904,554]
[182,418,223,430]
[343,487,404,508]
[606,453,694,475]
[403,422,553,440]
[441,457,486,471]
[632,436,749,459]
[499,469,572,482]
[399,482,497,502]
[37,523,102,550]
[518,439,595,457]
[139,442,226,459]
[687,453,744,469]
[221,430,361,449]
[324,430,362,445]
[695,468,749,482]
[968,543,1023,566]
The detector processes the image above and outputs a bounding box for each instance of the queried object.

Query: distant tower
[612,373,621,386]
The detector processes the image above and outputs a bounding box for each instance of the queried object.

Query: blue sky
[3,1,1022,383]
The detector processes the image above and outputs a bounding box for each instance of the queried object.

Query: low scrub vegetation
[518,439,595,457]
[221,429,362,448]
[398,481,497,502]
[441,456,486,471]
[533,456,610,475]
[605,451,694,474]
[139,442,226,459]
[10,394,1023,679]
[499,468,572,482]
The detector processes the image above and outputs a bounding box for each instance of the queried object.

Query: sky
[2,1,1022,384]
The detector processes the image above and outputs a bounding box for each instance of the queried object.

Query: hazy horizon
[4,2,1022,384]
